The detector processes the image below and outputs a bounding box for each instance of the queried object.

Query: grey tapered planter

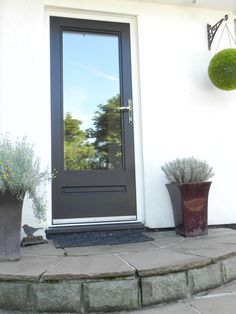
[0,192,24,261]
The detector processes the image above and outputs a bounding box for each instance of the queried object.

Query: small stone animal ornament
[22,224,43,237]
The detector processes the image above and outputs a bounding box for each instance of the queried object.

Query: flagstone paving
[117,281,236,313]
[1,228,236,313]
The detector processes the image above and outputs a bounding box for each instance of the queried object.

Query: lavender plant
[161,157,214,183]
[0,135,52,221]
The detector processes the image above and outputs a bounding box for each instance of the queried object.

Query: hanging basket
[208,48,236,91]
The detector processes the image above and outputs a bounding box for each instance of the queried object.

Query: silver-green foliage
[161,157,214,183]
[0,135,51,221]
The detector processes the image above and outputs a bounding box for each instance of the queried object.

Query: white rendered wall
[1,0,236,232]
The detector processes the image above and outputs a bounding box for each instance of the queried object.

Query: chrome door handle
[118,106,130,111]
[117,99,133,125]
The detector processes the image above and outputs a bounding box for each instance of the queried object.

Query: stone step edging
[1,253,236,313]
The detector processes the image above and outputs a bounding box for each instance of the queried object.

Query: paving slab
[167,239,236,260]
[64,241,154,256]
[207,280,236,294]
[42,254,135,280]
[191,228,236,244]
[118,249,211,276]
[207,228,236,234]
[118,302,196,313]
[145,231,178,238]
[190,295,236,313]
[146,236,185,249]
[21,240,65,257]
[0,255,63,281]
[0,311,28,314]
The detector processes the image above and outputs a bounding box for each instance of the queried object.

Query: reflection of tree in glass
[64,95,122,170]
[64,113,95,170]
[88,94,122,169]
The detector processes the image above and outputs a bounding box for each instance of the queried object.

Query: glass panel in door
[63,31,123,171]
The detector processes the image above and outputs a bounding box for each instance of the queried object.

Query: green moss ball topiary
[208,48,236,91]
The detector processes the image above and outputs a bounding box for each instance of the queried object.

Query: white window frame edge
[44,6,145,227]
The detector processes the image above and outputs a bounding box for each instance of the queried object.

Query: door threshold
[46,222,145,235]
[53,216,137,225]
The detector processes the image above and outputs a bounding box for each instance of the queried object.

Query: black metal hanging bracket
[207,15,228,50]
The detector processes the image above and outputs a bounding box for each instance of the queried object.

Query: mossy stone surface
[208,48,236,90]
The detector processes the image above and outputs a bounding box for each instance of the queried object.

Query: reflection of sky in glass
[63,31,120,130]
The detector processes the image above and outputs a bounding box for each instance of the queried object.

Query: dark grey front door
[50,17,136,224]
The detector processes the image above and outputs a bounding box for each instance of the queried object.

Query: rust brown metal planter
[166,182,212,237]
[0,193,24,261]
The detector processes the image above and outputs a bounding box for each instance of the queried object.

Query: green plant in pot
[161,157,214,237]
[0,135,51,261]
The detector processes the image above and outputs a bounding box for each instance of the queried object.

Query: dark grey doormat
[47,230,155,248]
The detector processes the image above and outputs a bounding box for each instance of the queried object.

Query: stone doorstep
[1,255,236,313]
[0,255,64,282]
[134,258,213,277]
[117,248,213,277]
[41,254,136,281]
